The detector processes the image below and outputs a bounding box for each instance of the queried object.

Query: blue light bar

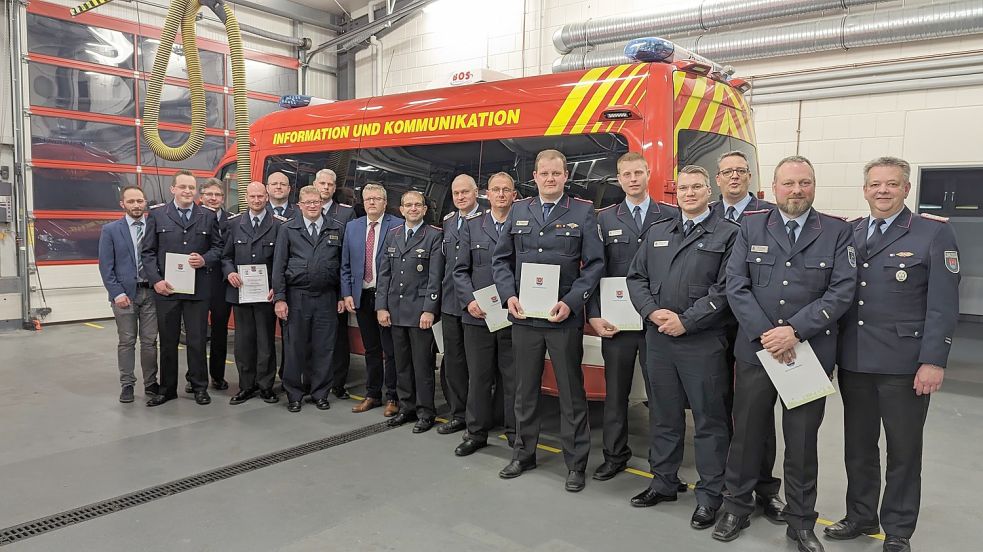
[279,95,313,109]
[624,37,675,63]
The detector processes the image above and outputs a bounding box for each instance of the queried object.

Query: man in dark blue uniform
[266,171,296,219]
[452,172,517,456]
[222,181,282,405]
[272,185,346,413]
[377,190,444,433]
[200,178,232,392]
[588,151,678,482]
[709,150,786,521]
[626,165,738,530]
[141,170,223,407]
[492,149,604,493]
[713,156,856,552]
[438,174,481,435]
[826,157,959,552]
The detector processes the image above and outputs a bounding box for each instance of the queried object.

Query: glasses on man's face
[488,187,514,195]
[718,168,750,177]
[298,200,322,207]
[401,203,425,209]
[363,196,385,203]
[677,183,707,194]
[201,192,224,197]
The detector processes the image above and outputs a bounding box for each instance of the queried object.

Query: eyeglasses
[401,202,425,209]
[488,187,515,195]
[201,191,224,197]
[676,183,707,193]
[363,196,385,203]
[718,168,750,177]
[298,200,322,207]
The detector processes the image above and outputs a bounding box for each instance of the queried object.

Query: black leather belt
[137,281,151,288]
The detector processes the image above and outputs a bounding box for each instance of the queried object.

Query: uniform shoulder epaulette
[743,209,770,216]
[818,211,848,222]
[338,202,352,208]
[571,197,593,205]
[653,217,674,225]
[514,197,533,203]
[443,211,456,221]
[848,216,863,224]
[388,225,402,233]
[273,214,290,222]
[721,217,740,226]
[597,204,617,212]
[920,212,949,223]
[150,203,166,209]
[708,200,720,207]
[201,205,217,212]
[658,200,678,208]
[465,210,483,220]
[429,224,443,231]
[227,212,242,219]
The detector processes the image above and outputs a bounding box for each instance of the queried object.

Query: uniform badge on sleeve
[945,251,960,273]
[847,246,857,268]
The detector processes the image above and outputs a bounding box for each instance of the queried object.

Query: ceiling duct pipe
[553,0,983,72]
[553,0,885,54]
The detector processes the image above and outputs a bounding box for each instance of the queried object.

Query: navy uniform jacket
[491,195,605,330]
[586,199,679,319]
[141,202,223,302]
[272,216,345,301]
[441,210,470,317]
[220,212,282,304]
[453,210,508,326]
[725,208,857,373]
[323,201,355,226]
[206,208,232,298]
[627,215,739,335]
[839,207,960,374]
[708,193,775,222]
[267,202,297,219]
[377,223,444,327]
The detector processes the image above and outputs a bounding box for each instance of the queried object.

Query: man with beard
[266,171,296,219]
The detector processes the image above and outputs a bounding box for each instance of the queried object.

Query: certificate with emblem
[756,340,835,409]
[599,277,642,331]
[473,284,512,332]
[164,253,195,294]
[432,320,444,354]
[519,262,560,319]
[237,264,270,304]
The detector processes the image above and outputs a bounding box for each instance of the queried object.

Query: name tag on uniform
[608,229,623,237]
[653,240,669,247]
[387,246,396,253]
[751,245,769,253]
[514,220,529,226]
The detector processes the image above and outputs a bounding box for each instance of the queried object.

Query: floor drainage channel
[0,420,394,546]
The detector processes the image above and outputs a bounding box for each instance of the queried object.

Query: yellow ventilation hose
[72,0,251,207]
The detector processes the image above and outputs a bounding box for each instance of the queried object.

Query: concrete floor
[1,320,981,551]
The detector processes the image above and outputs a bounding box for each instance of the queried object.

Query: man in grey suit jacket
[97,186,159,403]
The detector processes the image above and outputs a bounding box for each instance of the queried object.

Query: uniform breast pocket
[695,241,725,269]
[885,257,926,293]
[803,256,833,291]
[555,227,581,256]
[263,241,275,256]
[471,242,491,266]
[604,236,633,264]
[747,253,775,287]
[157,225,178,235]
[510,226,532,253]
[688,284,710,306]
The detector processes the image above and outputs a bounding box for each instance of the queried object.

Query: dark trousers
[512,325,590,471]
[156,297,209,397]
[725,324,781,497]
[391,325,436,419]
[463,323,515,443]
[600,330,647,465]
[724,359,827,530]
[232,302,277,392]
[356,289,397,401]
[441,314,469,422]
[332,311,350,389]
[840,369,930,538]
[646,330,730,508]
[208,291,231,382]
[282,289,337,402]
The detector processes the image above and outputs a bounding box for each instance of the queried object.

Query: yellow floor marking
[83,322,104,329]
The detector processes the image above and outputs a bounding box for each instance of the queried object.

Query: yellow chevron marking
[672,71,687,100]
[545,67,610,136]
[720,110,736,138]
[674,76,708,136]
[698,83,725,132]
[590,122,603,133]
[623,70,648,106]
[607,64,646,108]
[570,64,632,135]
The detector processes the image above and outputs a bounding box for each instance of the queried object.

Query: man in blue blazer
[98,186,159,404]
[341,182,403,416]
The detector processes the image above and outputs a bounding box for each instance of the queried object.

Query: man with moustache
[222,181,282,405]
[314,168,356,400]
[98,185,159,403]
[266,171,296,219]
[199,178,231,392]
[588,151,678,482]
[437,174,481,435]
[377,191,444,433]
[826,157,959,552]
[452,172,518,456]
[709,151,785,522]
[141,171,223,407]
[713,156,856,552]
[626,165,738,530]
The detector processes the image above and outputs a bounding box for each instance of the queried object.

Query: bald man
[266,172,297,220]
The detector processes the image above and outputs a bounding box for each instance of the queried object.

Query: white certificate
[599,277,642,331]
[237,264,270,304]
[518,262,560,319]
[432,320,444,354]
[756,340,836,409]
[164,252,195,294]
[473,284,512,332]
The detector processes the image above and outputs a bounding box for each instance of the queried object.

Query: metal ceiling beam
[309,0,436,58]
[226,0,344,32]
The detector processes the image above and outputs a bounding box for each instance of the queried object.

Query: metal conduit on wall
[552,0,983,72]
[751,71,983,104]
[552,0,884,54]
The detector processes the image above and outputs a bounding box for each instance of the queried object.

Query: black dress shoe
[211,379,229,391]
[691,504,718,530]
[454,439,487,457]
[331,387,350,399]
[230,389,256,405]
[184,382,194,394]
[315,398,331,410]
[678,481,690,493]
[786,527,824,552]
[145,383,160,396]
[823,518,880,540]
[883,536,911,552]
[436,418,466,435]
[756,493,787,523]
[565,470,586,492]
[412,418,435,433]
[146,395,172,407]
[592,461,627,481]
[119,385,135,404]
[498,460,536,479]
[194,391,211,405]
[387,411,417,427]
[712,512,750,542]
[260,389,279,403]
[630,488,676,507]
[287,401,302,413]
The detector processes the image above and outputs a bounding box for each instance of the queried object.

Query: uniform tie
[457,215,463,230]
[682,219,694,237]
[726,206,737,221]
[274,206,284,217]
[407,227,415,241]
[867,218,886,251]
[309,221,317,238]
[494,221,503,234]
[786,219,799,246]
[542,202,554,221]
[252,216,260,230]
[178,208,190,222]
[633,205,643,232]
